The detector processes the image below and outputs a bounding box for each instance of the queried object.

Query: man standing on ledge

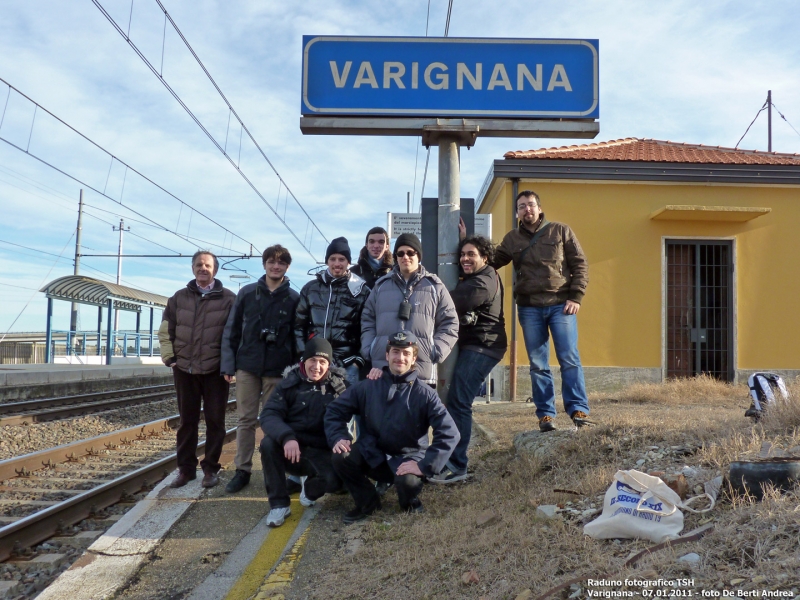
[494,190,593,432]
[351,226,393,289]
[159,251,236,487]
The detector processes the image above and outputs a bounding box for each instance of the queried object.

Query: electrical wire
[735,99,768,149]
[772,103,800,141]
[91,0,328,261]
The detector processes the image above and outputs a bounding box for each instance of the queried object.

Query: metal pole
[112,219,129,330]
[70,190,84,337]
[407,191,411,213]
[45,298,53,364]
[768,90,772,152]
[106,298,114,365]
[510,178,519,402]
[96,306,103,356]
[435,135,461,404]
[149,307,154,357]
[135,311,141,356]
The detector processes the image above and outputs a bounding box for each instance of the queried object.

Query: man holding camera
[221,245,300,493]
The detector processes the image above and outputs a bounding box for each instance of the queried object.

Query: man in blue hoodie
[325,331,460,523]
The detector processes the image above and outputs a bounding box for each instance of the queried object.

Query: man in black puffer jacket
[295,237,370,383]
[350,226,393,289]
[258,337,346,527]
[325,331,459,524]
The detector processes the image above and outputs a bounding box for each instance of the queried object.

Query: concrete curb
[36,471,202,600]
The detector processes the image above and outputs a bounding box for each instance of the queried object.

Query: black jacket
[324,367,459,477]
[259,364,348,449]
[350,247,393,289]
[294,270,370,365]
[450,265,508,360]
[220,277,300,377]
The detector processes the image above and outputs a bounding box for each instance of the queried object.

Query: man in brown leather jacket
[159,251,236,488]
[494,190,592,432]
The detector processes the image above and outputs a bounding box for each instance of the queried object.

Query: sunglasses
[396,250,417,258]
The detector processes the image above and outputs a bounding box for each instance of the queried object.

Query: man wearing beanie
[360,233,458,387]
[295,236,370,384]
[351,227,393,289]
[259,336,347,527]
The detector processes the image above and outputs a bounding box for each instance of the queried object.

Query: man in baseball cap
[325,331,459,523]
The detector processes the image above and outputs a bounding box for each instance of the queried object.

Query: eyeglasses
[396,250,417,258]
[517,202,539,212]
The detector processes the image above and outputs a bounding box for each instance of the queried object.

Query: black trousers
[173,367,229,476]
[260,437,341,509]
[331,443,424,511]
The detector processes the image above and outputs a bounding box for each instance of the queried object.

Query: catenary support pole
[106,298,114,365]
[510,178,519,402]
[69,190,84,339]
[436,135,461,404]
[96,306,102,356]
[45,298,53,364]
[149,307,155,357]
[768,90,772,152]
[112,219,128,331]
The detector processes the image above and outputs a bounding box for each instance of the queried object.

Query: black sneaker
[744,405,763,421]
[343,500,381,524]
[285,477,302,494]
[539,416,557,432]
[570,411,595,428]
[225,469,251,493]
[405,497,424,514]
[375,481,393,496]
[429,469,469,484]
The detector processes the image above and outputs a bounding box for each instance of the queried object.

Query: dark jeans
[260,437,341,509]
[173,367,229,476]
[331,443,424,511]
[447,349,500,474]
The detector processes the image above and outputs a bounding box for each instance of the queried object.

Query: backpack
[746,372,790,416]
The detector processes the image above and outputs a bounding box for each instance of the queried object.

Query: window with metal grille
[666,240,733,381]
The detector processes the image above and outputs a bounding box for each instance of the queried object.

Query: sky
[0,0,799,334]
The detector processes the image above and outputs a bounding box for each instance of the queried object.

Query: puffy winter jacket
[294,270,370,366]
[324,367,459,477]
[159,279,235,375]
[494,214,588,307]
[360,265,458,382]
[220,277,299,377]
[350,247,393,289]
[450,265,507,360]
[259,364,347,449]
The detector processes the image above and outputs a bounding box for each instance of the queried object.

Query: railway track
[0,401,237,562]
[0,385,177,426]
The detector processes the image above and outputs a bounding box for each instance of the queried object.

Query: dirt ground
[279,377,800,600]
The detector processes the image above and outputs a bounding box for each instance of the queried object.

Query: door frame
[660,236,738,383]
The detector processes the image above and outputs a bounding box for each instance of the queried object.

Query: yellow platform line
[224,499,305,600]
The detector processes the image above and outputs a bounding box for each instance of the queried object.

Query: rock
[344,539,363,555]
[462,570,480,585]
[513,429,576,461]
[663,474,689,499]
[678,552,701,564]
[787,446,800,456]
[568,589,582,599]
[515,590,533,600]
[752,575,766,584]
[759,441,773,458]
[730,578,746,585]
[681,466,698,477]
[536,505,559,519]
[475,510,501,528]
[636,459,646,466]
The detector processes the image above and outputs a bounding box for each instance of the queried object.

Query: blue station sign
[301,36,599,119]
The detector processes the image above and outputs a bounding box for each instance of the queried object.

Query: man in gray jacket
[361,233,458,386]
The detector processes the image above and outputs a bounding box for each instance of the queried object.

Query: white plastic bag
[584,470,685,543]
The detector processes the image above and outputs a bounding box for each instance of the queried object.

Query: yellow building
[476,138,800,399]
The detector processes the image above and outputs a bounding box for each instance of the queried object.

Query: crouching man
[258,337,347,527]
[325,331,460,524]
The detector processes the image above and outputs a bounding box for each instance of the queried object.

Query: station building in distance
[475,138,800,400]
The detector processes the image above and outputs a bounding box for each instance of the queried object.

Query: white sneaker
[299,476,315,507]
[266,506,291,527]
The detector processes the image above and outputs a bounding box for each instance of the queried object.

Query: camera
[259,328,278,343]
[460,311,478,327]
[397,300,412,320]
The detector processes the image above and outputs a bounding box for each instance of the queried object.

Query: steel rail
[0,402,237,562]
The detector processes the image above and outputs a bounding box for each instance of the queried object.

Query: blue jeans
[517,304,589,419]
[447,349,500,474]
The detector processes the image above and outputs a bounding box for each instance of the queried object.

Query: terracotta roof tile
[503,138,800,165]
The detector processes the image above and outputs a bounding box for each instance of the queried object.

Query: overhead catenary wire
[735,99,768,149]
[91,0,329,262]
[772,102,800,141]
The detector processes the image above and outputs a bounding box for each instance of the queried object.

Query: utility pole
[407,191,411,213]
[112,219,130,330]
[768,90,772,152]
[70,190,84,337]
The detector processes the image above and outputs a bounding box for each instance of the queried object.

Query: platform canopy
[40,275,169,313]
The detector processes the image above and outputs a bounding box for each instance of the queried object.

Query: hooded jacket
[360,265,458,382]
[324,367,459,477]
[450,265,507,360]
[494,214,588,307]
[259,363,348,449]
[294,270,370,366]
[220,276,300,377]
[350,247,393,289]
[158,279,235,375]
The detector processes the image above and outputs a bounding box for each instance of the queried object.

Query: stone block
[52,530,103,549]
[0,581,21,599]
[536,505,559,519]
[475,509,500,528]
[8,553,67,572]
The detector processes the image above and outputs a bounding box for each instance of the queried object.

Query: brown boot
[170,471,196,488]
[202,471,220,488]
[538,415,556,432]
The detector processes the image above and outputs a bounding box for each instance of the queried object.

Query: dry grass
[291,377,800,599]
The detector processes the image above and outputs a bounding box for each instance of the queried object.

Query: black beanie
[326,237,351,264]
[302,336,333,363]
[394,233,422,260]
